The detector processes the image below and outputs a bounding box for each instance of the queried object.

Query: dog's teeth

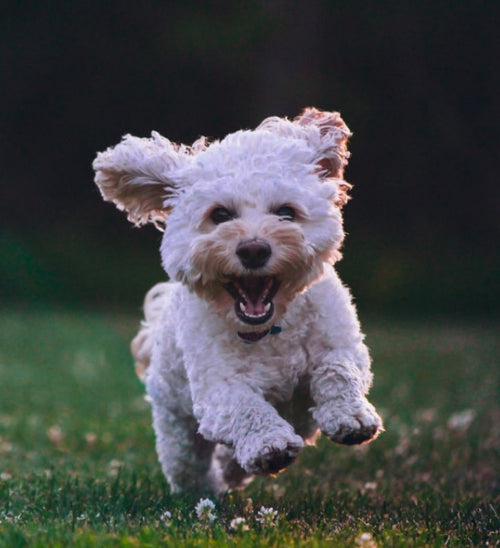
[240,302,247,313]
[264,302,271,312]
[239,289,247,301]
[261,279,273,301]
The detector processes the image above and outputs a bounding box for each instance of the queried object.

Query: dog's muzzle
[223,275,281,325]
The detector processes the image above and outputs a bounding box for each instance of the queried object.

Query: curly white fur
[93,108,383,494]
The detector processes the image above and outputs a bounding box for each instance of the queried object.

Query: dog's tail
[130,282,169,381]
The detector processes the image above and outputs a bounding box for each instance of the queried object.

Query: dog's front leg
[310,353,383,445]
[192,381,304,475]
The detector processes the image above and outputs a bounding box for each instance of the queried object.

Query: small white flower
[195,498,217,522]
[107,459,123,476]
[1,512,23,525]
[356,531,377,547]
[160,510,172,525]
[447,409,476,432]
[256,506,278,527]
[47,425,63,445]
[230,516,249,531]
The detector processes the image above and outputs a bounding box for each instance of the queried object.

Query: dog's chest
[234,334,310,402]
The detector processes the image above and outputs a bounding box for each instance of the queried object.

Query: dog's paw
[318,400,383,445]
[249,444,300,475]
[238,431,304,475]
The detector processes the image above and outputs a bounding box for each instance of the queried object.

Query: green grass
[0,310,498,546]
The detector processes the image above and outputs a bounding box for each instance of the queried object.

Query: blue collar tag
[269,325,282,335]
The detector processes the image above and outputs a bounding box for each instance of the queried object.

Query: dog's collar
[238,325,282,344]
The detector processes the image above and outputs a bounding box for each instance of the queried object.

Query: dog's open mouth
[223,276,280,325]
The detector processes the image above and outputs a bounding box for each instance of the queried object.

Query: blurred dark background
[2,1,498,317]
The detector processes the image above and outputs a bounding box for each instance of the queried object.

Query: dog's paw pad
[239,433,304,475]
[321,402,384,446]
[331,422,381,445]
[252,445,299,475]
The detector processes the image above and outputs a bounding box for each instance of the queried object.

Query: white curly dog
[93,108,383,494]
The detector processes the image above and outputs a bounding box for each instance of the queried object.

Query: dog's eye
[274,205,296,221]
[210,207,234,224]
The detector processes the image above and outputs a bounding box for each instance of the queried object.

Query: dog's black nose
[236,239,272,269]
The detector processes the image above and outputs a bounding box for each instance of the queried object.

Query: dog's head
[94,108,352,339]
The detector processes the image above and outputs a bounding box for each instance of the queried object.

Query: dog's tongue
[240,277,271,315]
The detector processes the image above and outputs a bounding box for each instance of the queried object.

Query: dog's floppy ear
[93,132,200,226]
[257,108,352,205]
[293,108,352,207]
[293,107,351,179]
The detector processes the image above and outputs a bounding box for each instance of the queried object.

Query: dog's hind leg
[208,444,253,494]
[131,282,171,381]
[135,283,216,492]
[150,403,215,494]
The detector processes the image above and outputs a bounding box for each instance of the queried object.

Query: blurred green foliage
[2,1,498,315]
[1,228,497,317]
